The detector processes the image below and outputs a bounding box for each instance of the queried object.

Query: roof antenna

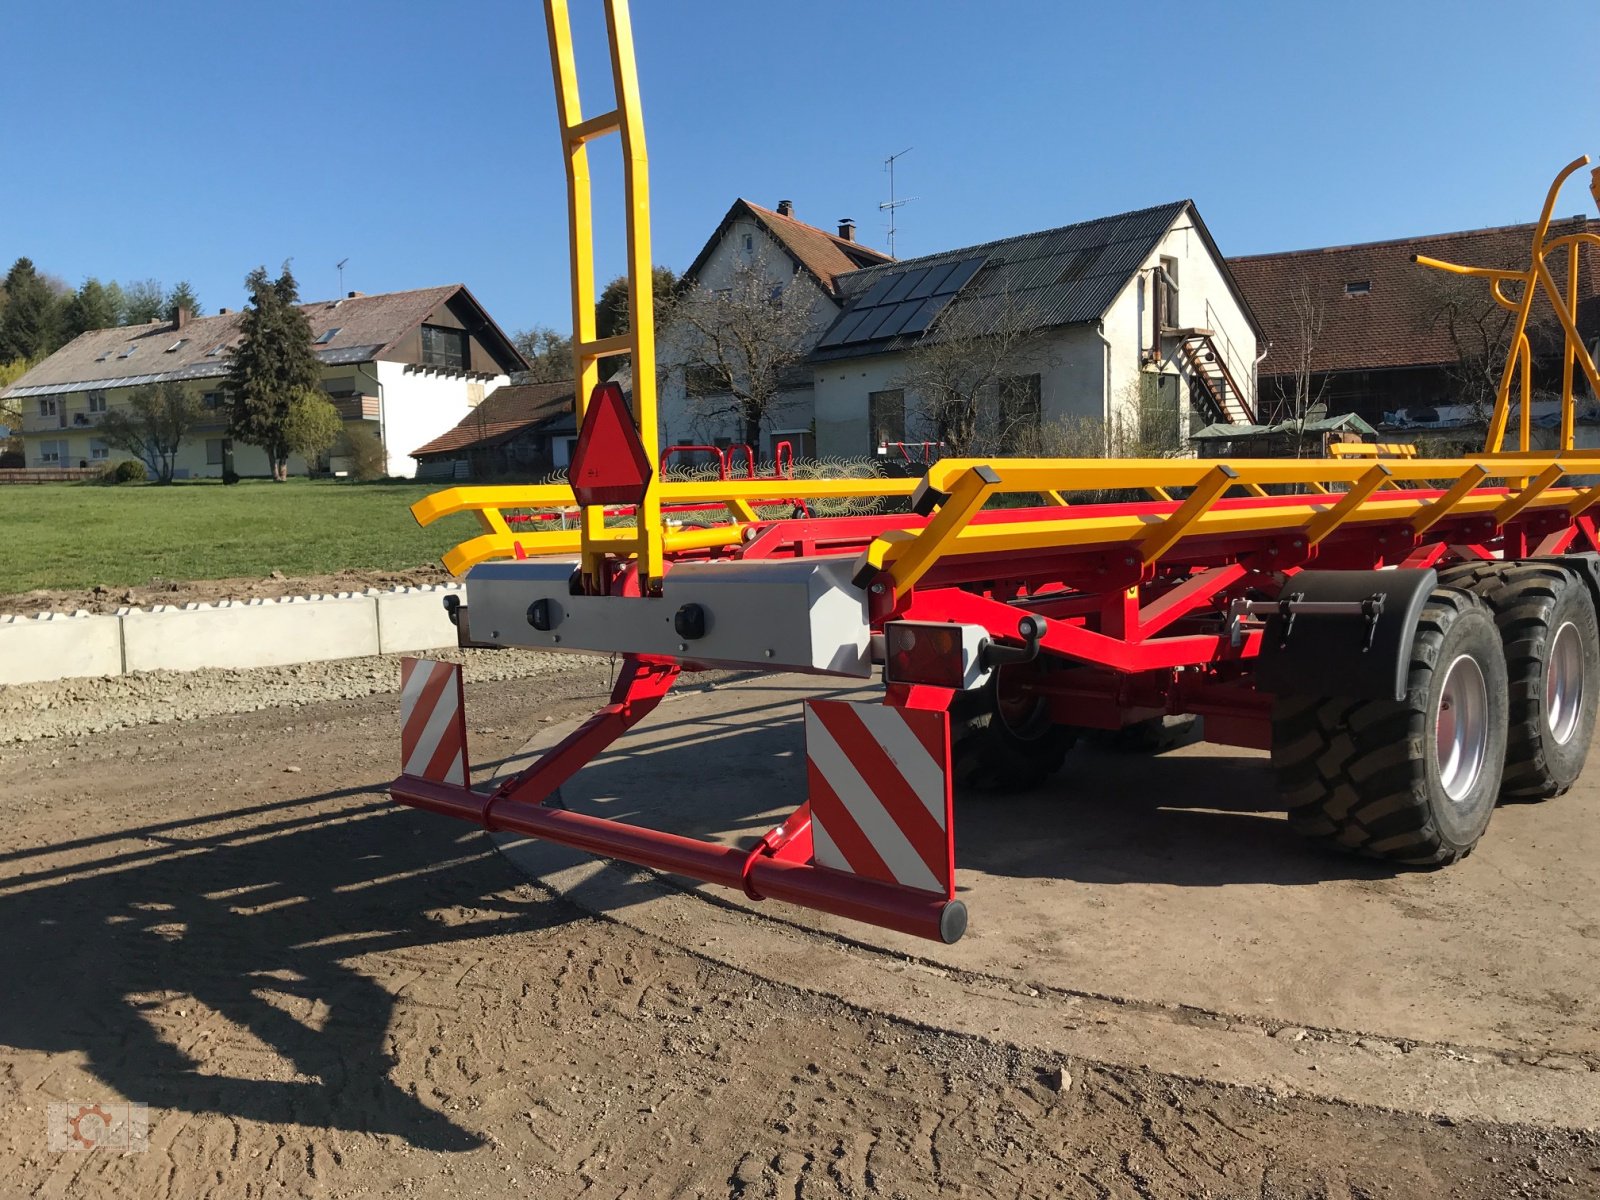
[879,148,916,257]
[336,257,350,295]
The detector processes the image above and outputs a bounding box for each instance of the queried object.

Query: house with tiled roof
[1,285,527,478]
[410,379,579,481]
[1229,217,1600,429]
[810,200,1261,457]
[664,196,1261,459]
[661,199,894,455]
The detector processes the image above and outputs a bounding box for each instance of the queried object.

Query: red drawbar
[804,700,954,899]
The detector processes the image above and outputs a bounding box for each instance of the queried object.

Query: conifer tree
[226,264,322,481]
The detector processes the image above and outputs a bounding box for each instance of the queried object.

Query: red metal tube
[389,777,965,943]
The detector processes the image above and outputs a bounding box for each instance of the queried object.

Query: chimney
[776,199,794,217]
[174,306,192,331]
[347,290,364,299]
[218,307,230,315]
[838,218,856,242]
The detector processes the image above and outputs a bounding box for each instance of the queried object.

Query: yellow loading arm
[1414,156,1600,455]
[545,0,665,587]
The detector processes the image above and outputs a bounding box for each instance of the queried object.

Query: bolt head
[870,583,885,594]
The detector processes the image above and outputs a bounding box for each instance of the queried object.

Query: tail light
[883,621,990,690]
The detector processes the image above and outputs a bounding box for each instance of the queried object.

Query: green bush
[342,429,389,481]
[103,458,148,484]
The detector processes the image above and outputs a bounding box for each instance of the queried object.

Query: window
[743,233,754,253]
[203,391,224,410]
[117,343,137,359]
[684,364,723,396]
[868,388,906,449]
[1345,280,1371,296]
[38,397,59,418]
[37,440,65,465]
[87,392,107,413]
[89,439,109,461]
[206,438,231,466]
[165,338,188,353]
[207,341,231,357]
[315,327,342,345]
[998,374,1042,433]
[420,323,469,371]
[94,347,114,362]
[1158,256,1179,328]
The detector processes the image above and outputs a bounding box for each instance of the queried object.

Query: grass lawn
[0,479,483,594]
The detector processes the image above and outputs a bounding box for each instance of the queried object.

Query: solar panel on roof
[849,305,905,343]
[906,261,956,301]
[872,298,929,340]
[852,275,898,309]
[933,255,985,295]
[816,305,876,348]
[898,294,951,338]
[879,266,930,307]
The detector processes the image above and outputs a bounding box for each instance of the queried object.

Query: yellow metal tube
[1493,463,1566,525]
[876,466,1000,596]
[1410,466,1490,536]
[1304,464,1391,546]
[1139,465,1237,564]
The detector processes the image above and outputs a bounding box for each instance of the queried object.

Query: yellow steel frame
[1415,156,1600,454]
[545,0,664,585]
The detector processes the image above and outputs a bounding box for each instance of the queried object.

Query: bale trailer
[391,0,1600,945]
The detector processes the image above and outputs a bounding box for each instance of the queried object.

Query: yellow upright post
[543,0,663,588]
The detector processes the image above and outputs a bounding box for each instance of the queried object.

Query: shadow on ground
[0,783,566,1151]
[514,680,1399,894]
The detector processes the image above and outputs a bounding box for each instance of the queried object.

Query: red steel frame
[390,473,1600,942]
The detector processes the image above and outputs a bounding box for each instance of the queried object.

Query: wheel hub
[1435,653,1489,804]
[1546,620,1584,746]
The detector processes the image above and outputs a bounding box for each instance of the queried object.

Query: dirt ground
[3,673,1599,1199]
[0,565,452,616]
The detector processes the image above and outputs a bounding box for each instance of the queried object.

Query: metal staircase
[1177,332,1256,426]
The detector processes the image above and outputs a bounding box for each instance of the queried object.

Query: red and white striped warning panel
[400,658,469,785]
[804,700,954,898]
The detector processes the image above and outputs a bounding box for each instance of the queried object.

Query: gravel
[0,648,603,744]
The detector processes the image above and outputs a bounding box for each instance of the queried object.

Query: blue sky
[3,0,1597,337]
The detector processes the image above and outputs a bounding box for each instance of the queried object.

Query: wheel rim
[1546,620,1585,745]
[1435,653,1489,804]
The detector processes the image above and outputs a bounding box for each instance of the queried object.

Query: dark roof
[410,381,577,458]
[1228,216,1600,377]
[2,284,526,398]
[683,199,894,296]
[810,201,1228,363]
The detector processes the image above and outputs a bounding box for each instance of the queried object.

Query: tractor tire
[1271,587,1508,866]
[951,667,1073,793]
[1437,561,1599,800]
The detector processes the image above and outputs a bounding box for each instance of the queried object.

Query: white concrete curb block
[375,584,465,655]
[0,583,464,684]
[0,611,125,685]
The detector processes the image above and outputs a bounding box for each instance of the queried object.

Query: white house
[659,199,893,457]
[810,200,1264,458]
[2,285,527,479]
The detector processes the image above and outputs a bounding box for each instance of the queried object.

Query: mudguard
[1254,568,1438,702]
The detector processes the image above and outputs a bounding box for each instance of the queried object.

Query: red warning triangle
[568,381,653,508]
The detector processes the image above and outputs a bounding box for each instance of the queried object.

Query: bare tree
[99,382,202,484]
[666,256,817,448]
[894,292,1051,457]
[512,326,573,384]
[1422,269,1523,432]
[1271,276,1332,443]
